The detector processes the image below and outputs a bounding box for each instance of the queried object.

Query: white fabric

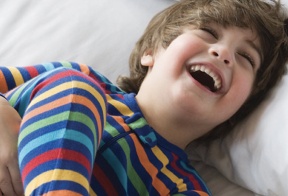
[1,0,287,196]
[0,0,173,83]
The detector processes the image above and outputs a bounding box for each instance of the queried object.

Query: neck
[135,93,211,150]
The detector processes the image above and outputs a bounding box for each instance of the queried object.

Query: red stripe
[171,153,202,191]
[26,66,40,79]
[92,164,118,195]
[30,71,71,99]
[22,148,91,181]
[30,69,104,99]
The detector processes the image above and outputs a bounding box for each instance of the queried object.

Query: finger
[0,165,16,196]
[8,161,23,195]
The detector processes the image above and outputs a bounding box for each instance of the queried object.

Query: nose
[209,46,231,65]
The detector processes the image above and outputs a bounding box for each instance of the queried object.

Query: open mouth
[189,65,222,92]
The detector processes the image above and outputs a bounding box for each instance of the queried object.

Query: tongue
[191,71,216,92]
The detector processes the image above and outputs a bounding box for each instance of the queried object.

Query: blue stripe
[42,62,57,71]
[0,67,16,90]
[19,129,94,166]
[20,139,92,174]
[31,180,88,196]
[102,148,128,193]
[180,161,212,194]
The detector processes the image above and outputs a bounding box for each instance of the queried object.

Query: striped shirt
[0,62,211,196]
[0,93,6,99]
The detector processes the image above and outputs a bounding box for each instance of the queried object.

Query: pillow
[188,66,288,196]
[0,0,175,83]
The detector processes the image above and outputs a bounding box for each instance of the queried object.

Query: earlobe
[141,50,154,67]
[141,55,154,66]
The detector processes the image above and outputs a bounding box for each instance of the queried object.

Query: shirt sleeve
[0,61,124,95]
[0,93,6,100]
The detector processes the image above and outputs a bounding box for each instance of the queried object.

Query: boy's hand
[0,96,24,196]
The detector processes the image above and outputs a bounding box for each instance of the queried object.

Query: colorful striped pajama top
[0,93,6,99]
[0,62,211,196]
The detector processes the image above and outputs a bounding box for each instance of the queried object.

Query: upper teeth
[190,65,222,90]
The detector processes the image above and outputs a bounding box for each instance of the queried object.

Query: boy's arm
[0,61,124,95]
[0,95,23,196]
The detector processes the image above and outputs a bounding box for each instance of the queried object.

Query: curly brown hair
[117,0,288,141]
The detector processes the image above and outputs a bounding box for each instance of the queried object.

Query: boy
[0,0,287,195]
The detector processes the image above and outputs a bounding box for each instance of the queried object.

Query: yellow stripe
[151,147,187,190]
[29,81,105,111]
[20,80,106,154]
[25,169,89,195]
[8,67,25,87]
[106,94,134,116]
[89,187,97,196]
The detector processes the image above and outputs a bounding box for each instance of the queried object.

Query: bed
[0,0,287,195]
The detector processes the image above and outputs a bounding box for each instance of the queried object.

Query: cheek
[218,79,253,124]
[159,36,205,76]
[231,73,254,108]
[168,34,206,60]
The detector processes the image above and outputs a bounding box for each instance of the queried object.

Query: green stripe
[61,61,73,68]
[128,117,147,130]
[8,82,31,116]
[104,121,121,137]
[19,111,97,151]
[101,124,146,194]
[121,139,147,194]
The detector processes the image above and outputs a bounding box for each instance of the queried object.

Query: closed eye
[238,52,255,67]
[200,27,218,39]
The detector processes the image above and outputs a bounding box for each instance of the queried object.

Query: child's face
[140,23,262,131]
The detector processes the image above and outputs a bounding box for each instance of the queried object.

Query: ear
[141,50,154,67]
